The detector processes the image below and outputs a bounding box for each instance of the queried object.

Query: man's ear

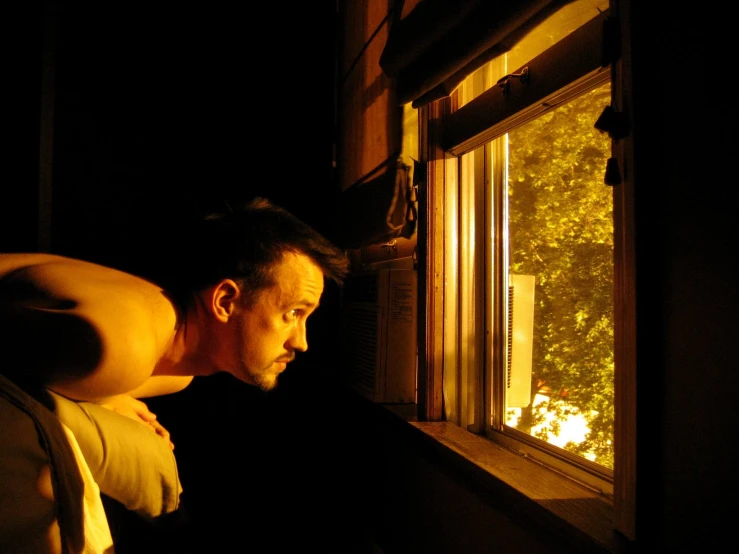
[210,279,241,322]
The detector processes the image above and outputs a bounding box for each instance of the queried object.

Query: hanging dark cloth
[0,374,85,554]
[337,156,415,249]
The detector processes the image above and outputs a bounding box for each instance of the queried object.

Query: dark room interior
[6,1,739,553]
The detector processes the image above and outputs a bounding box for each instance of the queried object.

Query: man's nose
[287,323,308,352]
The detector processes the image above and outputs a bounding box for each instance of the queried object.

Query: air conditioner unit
[507,274,535,408]
[340,269,417,404]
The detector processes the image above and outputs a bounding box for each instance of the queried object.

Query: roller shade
[380,0,576,107]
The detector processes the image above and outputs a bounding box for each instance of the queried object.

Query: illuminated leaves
[507,83,615,469]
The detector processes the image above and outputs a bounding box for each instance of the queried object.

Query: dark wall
[49,0,340,273]
[3,2,45,252]
[628,3,739,551]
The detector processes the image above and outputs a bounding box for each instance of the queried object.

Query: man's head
[183,196,350,302]
[179,197,350,389]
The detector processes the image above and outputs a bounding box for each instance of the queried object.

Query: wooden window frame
[413,1,636,548]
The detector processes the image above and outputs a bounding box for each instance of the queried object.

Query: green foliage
[507,84,614,469]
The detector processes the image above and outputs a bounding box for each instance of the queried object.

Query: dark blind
[380,0,575,107]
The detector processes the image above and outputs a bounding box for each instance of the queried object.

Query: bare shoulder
[0,253,178,400]
[0,252,76,279]
[1,252,157,291]
[1,253,170,316]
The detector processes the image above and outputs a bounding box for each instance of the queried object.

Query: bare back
[0,253,179,401]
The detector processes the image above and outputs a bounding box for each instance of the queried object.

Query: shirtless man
[0,197,350,552]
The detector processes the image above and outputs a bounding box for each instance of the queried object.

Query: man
[0,196,350,552]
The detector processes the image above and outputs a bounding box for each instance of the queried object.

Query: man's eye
[286,309,299,321]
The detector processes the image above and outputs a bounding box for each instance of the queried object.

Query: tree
[506,84,615,469]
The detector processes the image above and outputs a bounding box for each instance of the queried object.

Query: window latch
[497,67,529,98]
[381,240,398,257]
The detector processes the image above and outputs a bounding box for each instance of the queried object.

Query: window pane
[504,83,614,469]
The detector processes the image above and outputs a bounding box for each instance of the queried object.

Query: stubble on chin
[252,371,279,392]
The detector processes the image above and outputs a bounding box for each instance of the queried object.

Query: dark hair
[170,197,350,306]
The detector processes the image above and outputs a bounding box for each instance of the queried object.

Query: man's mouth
[274,355,295,370]
[276,353,296,364]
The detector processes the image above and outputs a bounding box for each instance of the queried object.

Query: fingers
[149,418,175,450]
[100,395,175,450]
[131,398,157,423]
[102,394,155,422]
[131,398,175,449]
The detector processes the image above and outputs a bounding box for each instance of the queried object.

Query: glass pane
[504,83,614,469]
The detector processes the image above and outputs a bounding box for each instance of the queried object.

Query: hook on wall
[497,67,529,98]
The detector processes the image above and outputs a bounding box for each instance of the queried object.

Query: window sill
[381,403,616,554]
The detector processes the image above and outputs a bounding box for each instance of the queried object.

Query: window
[424,0,619,498]
[503,84,614,471]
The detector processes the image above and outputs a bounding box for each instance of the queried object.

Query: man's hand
[99,394,174,450]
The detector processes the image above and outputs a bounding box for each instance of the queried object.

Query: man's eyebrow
[284,297,320,310]
[297,298,320,309]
